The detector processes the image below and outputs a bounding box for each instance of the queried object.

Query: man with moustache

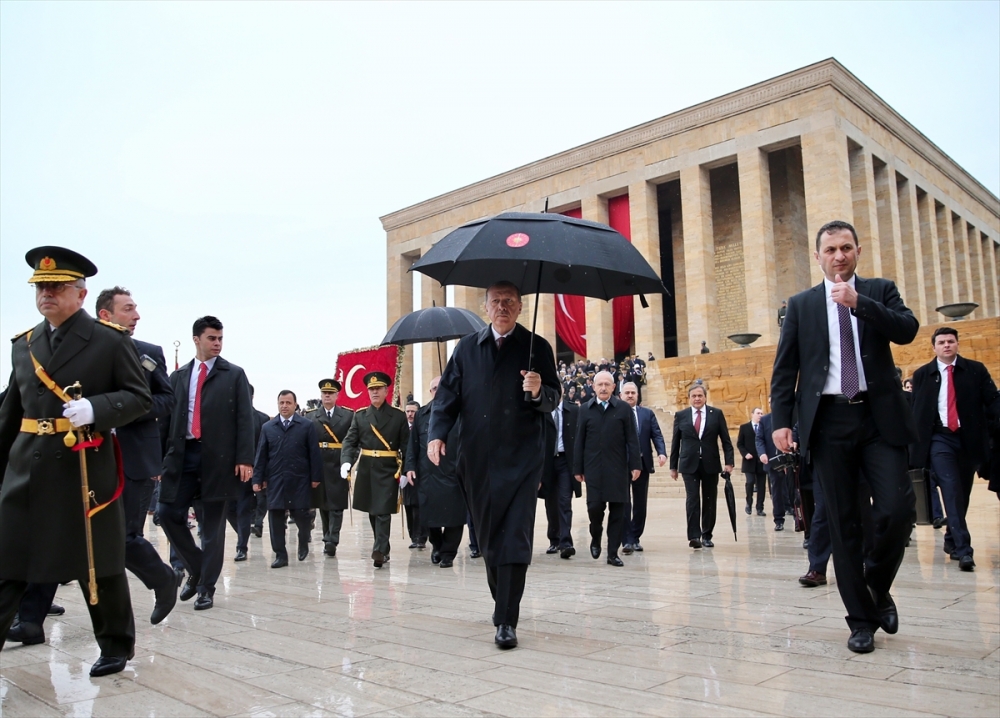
[429,281,560,649]
[0,247,151,676]
[771,220,918,653]
[308,379,353,557]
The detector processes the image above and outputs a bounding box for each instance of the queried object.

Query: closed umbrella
[722,470,738,541]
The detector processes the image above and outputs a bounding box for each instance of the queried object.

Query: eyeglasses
[34,283,79,294]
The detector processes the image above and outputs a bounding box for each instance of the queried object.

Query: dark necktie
[838,304,860,399]
[192,362,208,439]
[694,409,702,436]
[496,336,505,350]
[283,418,290,429]
[51,327,63,352]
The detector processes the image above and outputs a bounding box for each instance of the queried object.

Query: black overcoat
[573,396,641,504]
[116,339,173,481]
[253,414,324,510]
[736,421,764,475]
[404,403,464,527]
[0,310,152,582]
[429,322,560,567]
[308,405,354,510]
[160,356,256,503]
[342,402,408,515]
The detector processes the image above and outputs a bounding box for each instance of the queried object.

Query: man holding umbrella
[429,281,560,649]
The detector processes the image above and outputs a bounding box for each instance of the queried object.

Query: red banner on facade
[608,194,634,355]
[334,344,404,411]
[555,207,588,356]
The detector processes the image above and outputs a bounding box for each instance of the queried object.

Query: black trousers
[682,465,718,540]
[157,440,228,596]
[466,512,479,551]
[744,470,766,511]
[588,500,626,557]
[930,430,976,558]
[268,509,311,559]
[404,504,427,543]
[0,574,134,657]
[369,514,392,555]
[811,398,914,632]
[320,509,344,547]
[428,526,464,562]
[544,454,575,548]
[253,488,268,531]
[486,563,527,628]
[624,470,650,545]
[12,582,58,627]
[767,468,787,524]
[124,477,175,592]
[226,480,257,553]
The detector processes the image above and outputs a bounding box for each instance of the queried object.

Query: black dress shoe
[7,620,45,645]
[775,523,785,532]
[372,550,385,568]
[150,575,179,625]
[560,547,576,559]
[932,517,944,529]
[193,593,214,611]
[871,590,898,634]
[431,551,441,564]
[689,539,702,549]
[416,541,427,549]
[179,575,200,602]
[439,558,453,568]
[47,603,65,616]
[607,556,624,567]
[950,551,961,560]
[251,526,263,538]
[745,503,752,515]
[633,543,643,552]
[271,557,289,568]
[943,542,956,555]
[469,549,481,559]
[90,655,129,677]
[546,544,559,554]
[802,539,810,549]
[234,549,247,561]
[847,627,875,653]
[702,539,714,548]
[494,624,517,649]
[959,555,976,571]
[590,544,601,559]
[324,544,337,556]
[756,509,766,517]
[622,545,634,555]
[298,545,308,561]
[409,542,420,549]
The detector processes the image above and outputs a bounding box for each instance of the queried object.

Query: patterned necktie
[694,409,701,436]
[283,418,290,429]
[634,408,640,432]
[838,304,860,399]
[192,362,208,439]
[946,365,959,431]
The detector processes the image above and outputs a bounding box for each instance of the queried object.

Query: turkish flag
[334,345,403,411]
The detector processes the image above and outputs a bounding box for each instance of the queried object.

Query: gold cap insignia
[40,257,56,271]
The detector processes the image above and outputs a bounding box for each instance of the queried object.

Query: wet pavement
[2,483,998,717]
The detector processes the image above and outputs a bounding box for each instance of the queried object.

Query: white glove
[63,398,95,428]
[399,474,410,488]
[341,462,351,479]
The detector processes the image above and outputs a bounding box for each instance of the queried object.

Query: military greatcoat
[341,402,408,516]
[0,310,152,582]
[308,405,354,511]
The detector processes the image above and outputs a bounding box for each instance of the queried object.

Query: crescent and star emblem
[506,233,529,248]
[345,364,366,398]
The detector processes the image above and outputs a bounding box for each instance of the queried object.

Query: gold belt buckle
[37,419,55,435]
[320,442,329,448]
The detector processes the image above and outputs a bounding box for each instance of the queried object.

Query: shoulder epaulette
[11,328,30,343]
[98,319,129,332]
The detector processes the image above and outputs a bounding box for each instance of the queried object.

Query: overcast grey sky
[2,1,998,409]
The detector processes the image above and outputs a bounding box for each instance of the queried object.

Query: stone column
[895,176,927,324]
[582,195,614,361]
[629,180,665,358]
[917,192,944,313]
[936,203,959,306]
[737,147,779,346]
[680,164,717,355]
[848,144,883,278]
[420,277,446,396]
[969,224,987,318]
[801,126,853,286]
[875,161,905,298]
[387,250,416,403]
[521,293,556,365]
[987,240,1000,318]
[954,215,974,314]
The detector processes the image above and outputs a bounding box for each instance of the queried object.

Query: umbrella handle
[524,262,542,403]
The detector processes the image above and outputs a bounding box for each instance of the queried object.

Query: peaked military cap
[25,246,98,284]
[363,371,392,389]
[319,378,342,392]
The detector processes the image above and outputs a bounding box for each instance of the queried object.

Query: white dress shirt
[186,356,218,439]
[491,325,513,345]
[936,358,959,428]
[821,275,868,396]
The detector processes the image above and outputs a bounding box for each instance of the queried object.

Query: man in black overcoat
[95,286,179,624]
[541,385,580,559]
[159,316,255,611]
[404,376,465,567]
[308,379,353,557]
[737,407,767,517]
[574,371,641,566]
[402,400,427,549]
[908,326,1000,571]
[428,281,560,649]
[771,220,918,653]
[253,390,324,567]
[248,385,270,539]
[669,384,734,549]
[0,247,152,677]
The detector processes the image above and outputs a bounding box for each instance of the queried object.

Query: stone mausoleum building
[381,59,999,488]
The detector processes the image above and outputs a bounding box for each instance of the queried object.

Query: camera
[768,450,800,471]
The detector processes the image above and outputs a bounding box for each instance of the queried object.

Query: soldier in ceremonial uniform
[0,247,152,677]
[308,379,354,556]
[340,371,408,568]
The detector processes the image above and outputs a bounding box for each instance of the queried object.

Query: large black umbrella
[722,471,738,542]
[381,304,487,372]
[410,212,666,398]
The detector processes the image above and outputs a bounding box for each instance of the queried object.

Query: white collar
[937,357,957,371]
[491,325,514,342]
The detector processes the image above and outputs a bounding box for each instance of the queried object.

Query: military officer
[0,247,152,677]
[340,371,408,568]
[308,379,354,556]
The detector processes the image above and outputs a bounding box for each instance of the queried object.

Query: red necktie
[694,409,701,436]
[946,365,959,432]
[192,362,208,439]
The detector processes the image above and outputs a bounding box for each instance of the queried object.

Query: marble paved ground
[2,483,998,717]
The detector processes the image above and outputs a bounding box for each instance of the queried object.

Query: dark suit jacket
[771,276,919,452]
[543,401,581,498]
[736,421,764,475]
[634,405,666,473]
[669,405,734,475]
[160,356,255,503]
[755,413,777,464]
[253,414,323,510]
[116,339,173,481]
[909,356,1000,471]
[573,396,641,503]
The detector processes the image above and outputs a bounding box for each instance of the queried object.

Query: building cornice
[381,58,999,232]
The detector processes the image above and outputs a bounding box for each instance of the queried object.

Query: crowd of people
[557,354,651,406]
